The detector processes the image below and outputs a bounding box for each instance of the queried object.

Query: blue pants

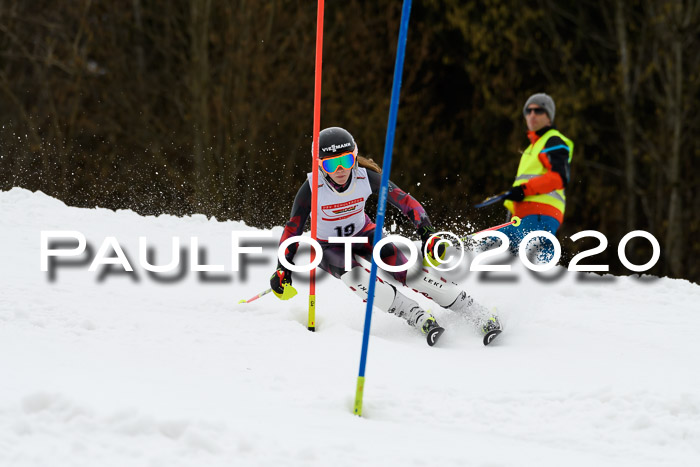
[498,214,560,258]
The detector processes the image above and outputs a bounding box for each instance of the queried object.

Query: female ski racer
[270,127,501,346]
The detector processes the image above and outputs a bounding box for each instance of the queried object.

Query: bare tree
[645,0,700,277]
[189,0,213,201]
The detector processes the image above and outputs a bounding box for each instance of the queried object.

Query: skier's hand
[503,185,526,202]
[419,226,446,263]
[270,264,292,295]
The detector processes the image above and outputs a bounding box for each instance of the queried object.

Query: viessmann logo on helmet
[321,142,352,152]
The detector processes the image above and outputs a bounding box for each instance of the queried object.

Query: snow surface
[1,187,699,467]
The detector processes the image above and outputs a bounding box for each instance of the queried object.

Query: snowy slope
[1,187,699,467]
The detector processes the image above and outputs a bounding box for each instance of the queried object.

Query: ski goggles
[319,151,357,174]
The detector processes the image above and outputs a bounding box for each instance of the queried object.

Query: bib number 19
[334,224,355,237]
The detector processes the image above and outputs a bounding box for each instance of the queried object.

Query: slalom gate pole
[308,0,325,332]
[354,0,413,417]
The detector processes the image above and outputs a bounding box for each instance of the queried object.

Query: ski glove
[419,225,447,262]
[270,264,292,295]
[503,185,526,202]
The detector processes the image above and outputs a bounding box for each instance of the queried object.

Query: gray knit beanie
[523,93,555,123]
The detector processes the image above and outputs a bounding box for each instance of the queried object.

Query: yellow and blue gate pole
[354,0,413,417]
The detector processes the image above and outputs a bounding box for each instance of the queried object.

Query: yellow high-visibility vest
[504,129,574,215]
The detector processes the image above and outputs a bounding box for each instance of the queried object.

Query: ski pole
[238,288,272,304]
[448,216,522,252]
[422,218,521,266]
[238,283,298,304]
[463,216,521,240]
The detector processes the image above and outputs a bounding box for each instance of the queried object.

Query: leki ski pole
[463,216,521,240]
[238,288,272,304]
[238,284,298,304]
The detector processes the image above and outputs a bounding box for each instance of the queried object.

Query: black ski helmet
[315,127,357,159]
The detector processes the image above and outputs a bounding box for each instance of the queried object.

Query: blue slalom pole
[354,0,412,417]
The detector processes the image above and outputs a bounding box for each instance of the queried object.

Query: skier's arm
[522,136,571,196]
[367,170,431,230]
[278,180,312,264]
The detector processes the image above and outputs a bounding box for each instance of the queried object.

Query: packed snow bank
[1,187,699,467]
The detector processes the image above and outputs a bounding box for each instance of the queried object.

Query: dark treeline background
[1,1,698,282]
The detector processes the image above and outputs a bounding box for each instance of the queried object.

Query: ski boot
[421,315,445,347]
[481,314,502,346]
[340,267,446,347]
